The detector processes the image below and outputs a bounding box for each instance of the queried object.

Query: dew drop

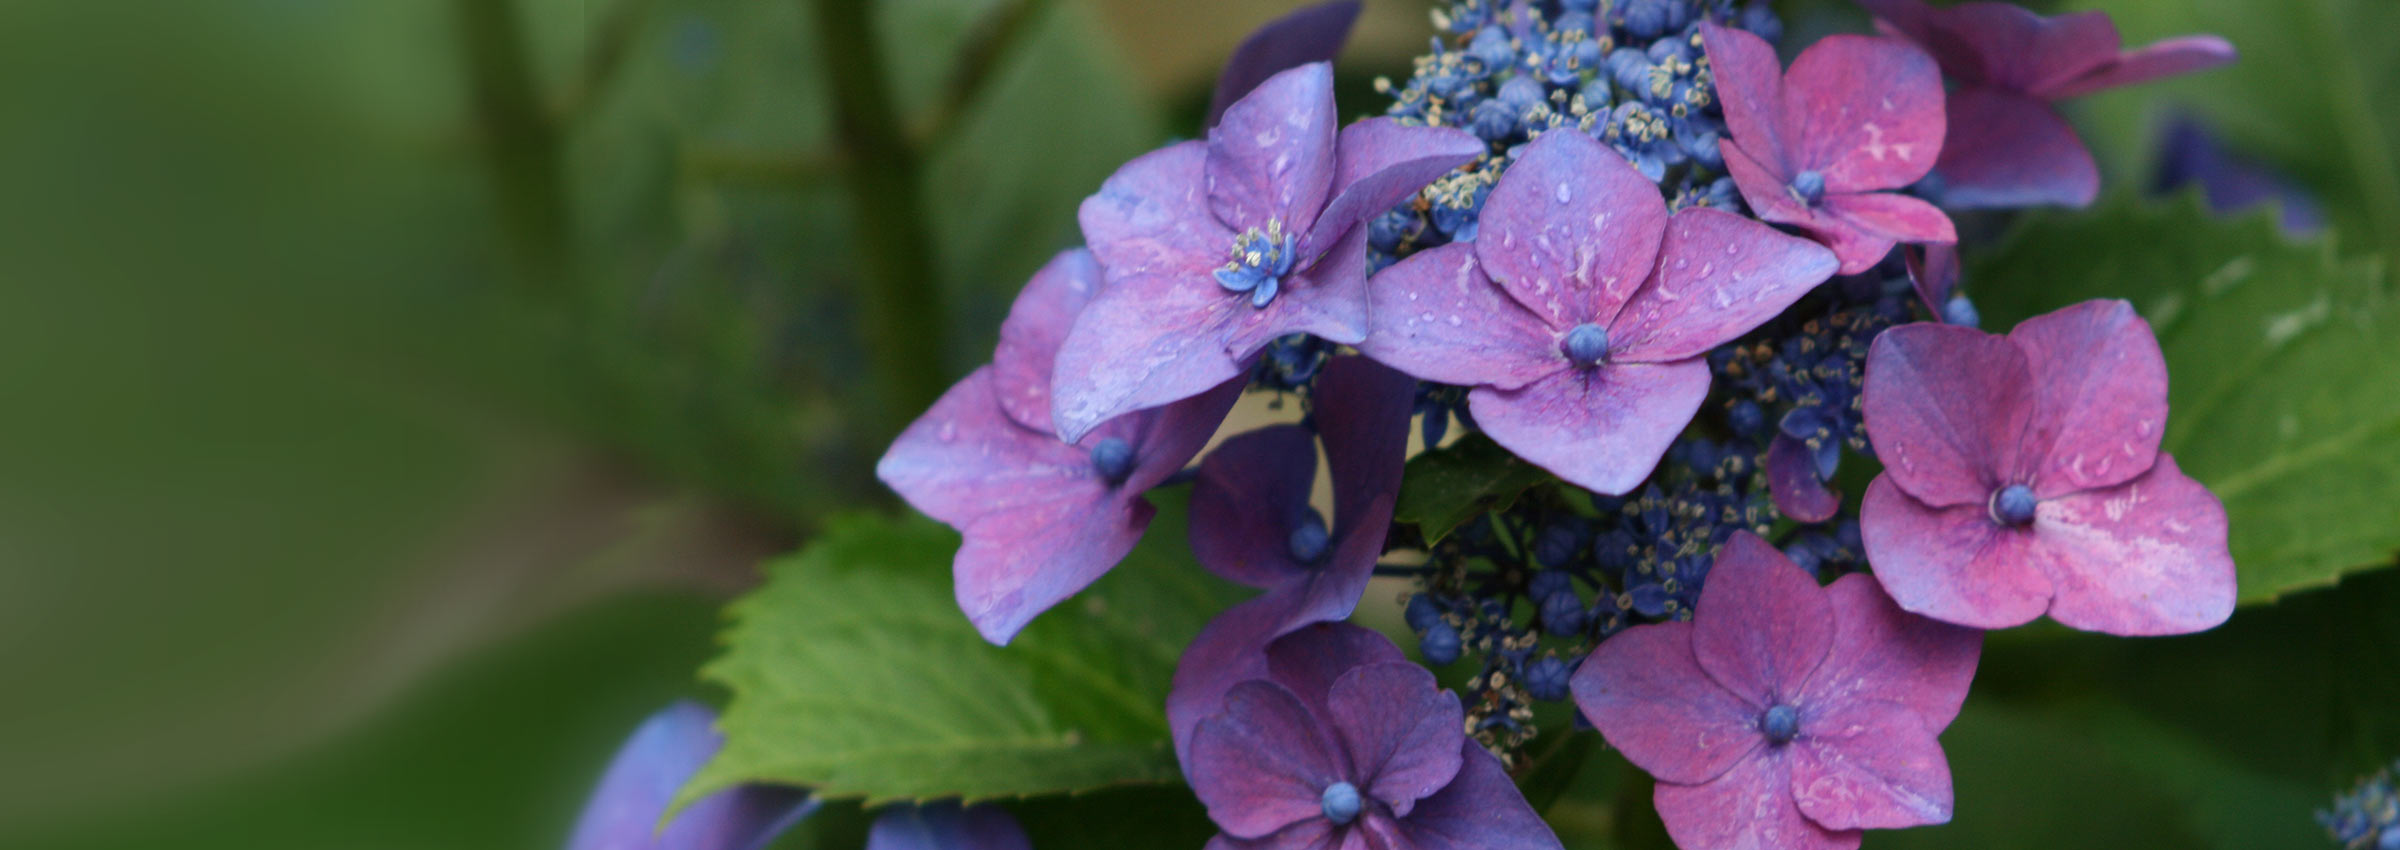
[1556,183,1573,203]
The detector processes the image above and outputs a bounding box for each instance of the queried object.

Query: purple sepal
[1767,433,1842,523]
[1207,1,1364,130]
[566,701,815,850]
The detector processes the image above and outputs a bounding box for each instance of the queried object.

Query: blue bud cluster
[1369,0,1776,269]
[1711,272,1913,493]
[2319,760,2400,850]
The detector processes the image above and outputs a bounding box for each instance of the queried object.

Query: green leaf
[681,492,1245,806]
[1395,434,1557,544]
[2068,0,2400,261]
[1968,195,2400,603]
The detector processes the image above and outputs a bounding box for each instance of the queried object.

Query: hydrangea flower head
[1185,623,1563,850]
[1860,299,2237,634]
[1358,128,1837,494]
[1170,355,1414,758]
[567,701,816,850]
[1701,21,1957,274]
[878,249,1241,644]
[1051,62,1483,442]
[1571,532,1981,850]
[1860,0,2236,209]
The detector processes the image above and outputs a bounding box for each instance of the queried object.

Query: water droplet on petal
[1556,183,1573,203]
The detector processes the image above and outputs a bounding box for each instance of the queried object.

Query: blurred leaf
[1006,784,1218,847]
[684,491,1244,806]
[923,0,1165,367]
[1396,435,1556,544]
[2067,0,2400,260]
[1968,195,2399,604]
[1886,567,2400,849]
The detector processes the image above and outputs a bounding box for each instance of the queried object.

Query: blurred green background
[0,0,2388,848]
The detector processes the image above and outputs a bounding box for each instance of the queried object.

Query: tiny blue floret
[1991,483,2037,526]
[1760,703,1799,744]
[1320,781,1363,825]
[1089,437,1136,485]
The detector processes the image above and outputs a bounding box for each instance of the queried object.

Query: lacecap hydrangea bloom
[1859,0,2236,209]
[1186,623,1562,850]
[1358,128,1835,494]
[856,0,2251,848]
[1861,299,2236,634]
[1573,532,1980,850]
[878,249,1241,644]
[1051,61,1481,442]
[1703,21,1956,274]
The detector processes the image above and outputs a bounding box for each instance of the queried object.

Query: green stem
[453,0,570,292]
[807,0,949,441]
[909,0,1055,151]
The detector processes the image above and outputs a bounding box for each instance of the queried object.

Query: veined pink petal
[1169,590,1285,764]
[1861,323,2033,507]
[1904,244,1961,317]
[1327,664,1465,817]
[1700,22,1793,178]
[1127,376,1245,493]
[1356,243,1563,391]
[1768,433,1843,523]
[1785,35,1944,192]
[1468,359,1712,496]
[1654,753,1862,850]
[1859,475,2053,630]
[1934,4,2119,93]
[1788,699,1954,830]
[1608,208,1838,364]
[1267,623,1412,728]
[953,491,1152,646]
[1063,143,1250,443]
[1930,88,2098,210]
[1228,222,1374,356]
[2044,35,2235,100]
[1376,741,1565,850]
[2006,299,2168,498]
[1316,355,1414,539]
[1080,141,1229,283]
[1206,62,1338,236]
[1806,574,1981,731]
[993,249,1101,435]
[1474,130,1669,330]
[2030,455,2235,636]
[1720,136,1808,224]
[1191,426,1320,588]
[1207,1,1361,129]
[1189,680,1348,839]
[1819,192,1956,262]
[1693,532,1835,703]
[1299,118,1483,260]
[1204,819,1336,850]
[1573,621,1764,785]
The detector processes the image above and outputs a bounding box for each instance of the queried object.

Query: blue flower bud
[1727,399,1766,437]
[1761,703,1800,743]
[1468,25,1515,70]
[1089,437,1135,485]
[1562,322,1610,367]
[1791,169,1827,204]
[1320,781,1363,825]
[1738,2,1784,44]
[1524,655,1574,701]
[1421,621,1462,665]
[1539,590,1588,636]
[1405,594,1445,632]
[1607,48,1654,93]
[1991,484,2038,526]
[1943,294,1981,327]
[1470,99,1520,141]
[1620,0,1674,39]
[1497,75,1547,112]
[1629,582,1670,618]
[1288,508,1332,564]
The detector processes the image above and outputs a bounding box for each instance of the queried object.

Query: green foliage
[2066,0,2400,261]
[683,494,1245,807]
[1969,195,2400,603]
[1395,434,1558,544]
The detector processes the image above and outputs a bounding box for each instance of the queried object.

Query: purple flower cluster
[867,1,2244,848]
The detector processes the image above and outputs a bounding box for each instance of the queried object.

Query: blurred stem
[556,0,657,128]
[2304,0,2400,260]
[807,0,948,439]
[455,0,569,292]
[908,0,1054,152]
